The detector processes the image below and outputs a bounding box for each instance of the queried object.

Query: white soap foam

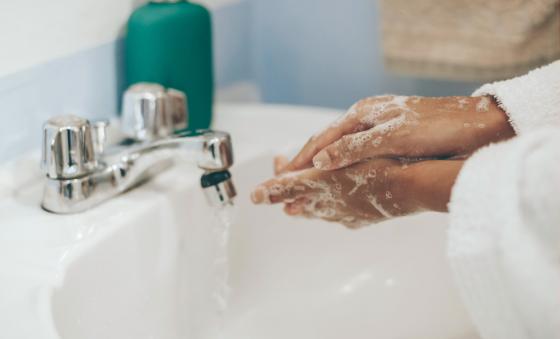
[476,96,491,112]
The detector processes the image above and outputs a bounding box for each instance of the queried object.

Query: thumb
[274,155,290,175]
[312,129,386,170]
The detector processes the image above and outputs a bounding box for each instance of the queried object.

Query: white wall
[0,0,236,77]
[0,0,150,77]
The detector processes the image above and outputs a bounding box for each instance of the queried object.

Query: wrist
[481,95,516,140]
[403,160,465,212]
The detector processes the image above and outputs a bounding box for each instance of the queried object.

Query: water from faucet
[208,204,236,338]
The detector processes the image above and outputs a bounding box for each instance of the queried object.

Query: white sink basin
[0,104,478,339]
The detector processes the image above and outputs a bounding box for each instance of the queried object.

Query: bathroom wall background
[0,0,251,161]
[251,0,481,108]
[0,0,479,162]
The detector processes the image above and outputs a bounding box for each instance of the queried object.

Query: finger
[286,96,401,172]
[250,173,315,204]
[283,196,309,215]
[312,105,411,170]
[341,219,369,230]
[312,129,385,170]
[292,199,344,224]
[280,107,367,173]
[274,155,290,175]
[284,203,303,215]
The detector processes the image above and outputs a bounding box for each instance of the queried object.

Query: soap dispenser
[125,0,213,131]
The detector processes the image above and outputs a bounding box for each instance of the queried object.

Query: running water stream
[208,204,236,338]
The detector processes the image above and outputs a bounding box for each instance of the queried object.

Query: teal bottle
[125,0,213,130]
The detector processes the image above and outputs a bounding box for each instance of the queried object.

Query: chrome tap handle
[91,119,110,155]
[166,88,188,131]
[121,83,188,141]
[170,129,234,170]
[198,130,234,170]
[41,115,97,179]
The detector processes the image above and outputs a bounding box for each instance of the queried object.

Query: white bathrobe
[448,61,560,339]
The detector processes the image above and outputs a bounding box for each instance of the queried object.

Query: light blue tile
[213,0,253,88]
[250,0,481,109]
[0,40,124,162]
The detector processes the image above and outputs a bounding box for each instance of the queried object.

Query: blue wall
[0,41,124,161]
[251,0,481,109]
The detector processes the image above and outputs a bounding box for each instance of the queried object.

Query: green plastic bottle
[125,0,213,130]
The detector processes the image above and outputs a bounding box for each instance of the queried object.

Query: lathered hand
[281,95,514,171]
[251,157,464,229]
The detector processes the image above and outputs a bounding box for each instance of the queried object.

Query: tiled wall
[0,0,252,162]
[0,41,124,161]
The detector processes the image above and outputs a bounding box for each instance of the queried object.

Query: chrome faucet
[40,83,236,214]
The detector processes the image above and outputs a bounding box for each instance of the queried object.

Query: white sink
[0,104,478,339]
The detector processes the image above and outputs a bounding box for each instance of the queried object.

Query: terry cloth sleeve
[473,60,560,135]
[447,129,560,339]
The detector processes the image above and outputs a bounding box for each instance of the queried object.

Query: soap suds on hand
[476,96,491,112]
[367,194,392,218]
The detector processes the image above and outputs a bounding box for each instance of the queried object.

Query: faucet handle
[41,115,97,179]
[166,88,188,131]
[91,119,110,155]
[121,83,188,141]
[198,130,234,171]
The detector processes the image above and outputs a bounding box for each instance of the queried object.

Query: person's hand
[281,95,514,172]
[251,157,464,228]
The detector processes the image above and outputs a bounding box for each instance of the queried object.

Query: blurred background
[0,0,556,161]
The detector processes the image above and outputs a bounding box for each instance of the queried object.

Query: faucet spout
[138,129,234,171]
[127,129,237,207]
